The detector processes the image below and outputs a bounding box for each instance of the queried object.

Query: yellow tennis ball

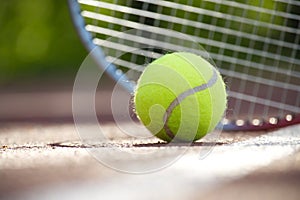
[134,52,227,142]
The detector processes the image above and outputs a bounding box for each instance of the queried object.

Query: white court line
[8,124,300,200]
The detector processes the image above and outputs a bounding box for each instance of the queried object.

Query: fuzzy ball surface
[134,52,227,142]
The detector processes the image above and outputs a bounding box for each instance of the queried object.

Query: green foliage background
[0,0,86,86]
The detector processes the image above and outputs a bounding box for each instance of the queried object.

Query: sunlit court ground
[0,122,300,200]
[1,1,300,200]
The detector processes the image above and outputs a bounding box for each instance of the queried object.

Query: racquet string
[78,0,300,127]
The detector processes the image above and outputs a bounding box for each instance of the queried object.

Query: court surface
[1,121,299,200]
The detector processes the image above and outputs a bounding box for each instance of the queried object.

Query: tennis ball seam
[173,53,227,138]
[163,68,218,141]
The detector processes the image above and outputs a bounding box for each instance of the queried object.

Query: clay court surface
[1,120,300,200]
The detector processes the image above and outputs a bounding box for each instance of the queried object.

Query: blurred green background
[0,0,86,89]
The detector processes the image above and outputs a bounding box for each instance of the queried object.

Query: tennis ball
[134,52,227,142]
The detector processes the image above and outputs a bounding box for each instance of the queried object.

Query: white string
[78,0,300,121]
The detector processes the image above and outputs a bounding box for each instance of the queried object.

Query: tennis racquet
[68,0,300,131]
